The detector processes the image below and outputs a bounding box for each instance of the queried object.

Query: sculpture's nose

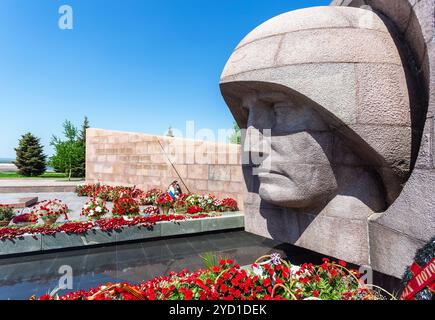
[245,125,272,166]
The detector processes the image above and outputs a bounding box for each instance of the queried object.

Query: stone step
[0,197,38,208]
[0,180,82,194]
[0,185,77,194]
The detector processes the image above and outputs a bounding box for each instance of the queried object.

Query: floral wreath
[401,237,435,300]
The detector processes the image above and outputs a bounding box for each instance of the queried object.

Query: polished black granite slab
[0,231,324,300]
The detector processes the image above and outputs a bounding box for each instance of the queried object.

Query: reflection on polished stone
[0,231,324,300]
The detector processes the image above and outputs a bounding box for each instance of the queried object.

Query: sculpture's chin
[258,174,312,208]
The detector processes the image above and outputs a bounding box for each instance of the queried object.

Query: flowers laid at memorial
[82,198,109,220]
[0,183,238,241]
[74,183,239,215]
[11,212,38,225]
[0,205,14,226]
[185,194,204,208]
[183,194,239,213]
[32,254,394,300]
[143,205,160,215]
[75,183,100,197]
[198,194,217,211]
[401,237,435,300]
[172,193,188,213]
[0,213,216,240]
[112,197,141,217]
[32,199,69,225]
[217,198,239,212]
[187,205,204,214]
[138,188,163,206]
[93,185,116,202]
[156,192,174,214]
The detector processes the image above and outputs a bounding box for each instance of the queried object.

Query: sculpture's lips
[257,168,287,178]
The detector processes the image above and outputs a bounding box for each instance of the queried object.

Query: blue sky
[0,0,330,158]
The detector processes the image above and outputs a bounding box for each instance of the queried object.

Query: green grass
[0,171,69,179]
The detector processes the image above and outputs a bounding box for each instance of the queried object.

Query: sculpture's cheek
[258,163,338,209]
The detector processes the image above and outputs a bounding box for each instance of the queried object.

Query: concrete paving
[0,164,17,172]
[0,192,91,222]
[0,179,82,187]
[0,180,83,194]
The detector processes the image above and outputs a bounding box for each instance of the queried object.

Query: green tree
[14,133,47,177]
[229,122,241,144]
[79,116,90,145]
[50,118,89,180]
[79,116,90,176]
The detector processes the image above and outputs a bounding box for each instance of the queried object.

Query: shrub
[14,133,47,177]
[112,197,140,217]
[50,119,89,179]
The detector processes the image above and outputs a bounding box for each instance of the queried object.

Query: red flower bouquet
[33,255,392,301]
[173,193,188,213]
[75,183,100,197]
[12,212,37,225]
[94,185,117,202]
[221,198,238,212]
[143,206,160,215]
[156,192,174,214]
[139,188,163,206]
[34,199,69,226]
[187,205,203,215]
[112,197,140,217]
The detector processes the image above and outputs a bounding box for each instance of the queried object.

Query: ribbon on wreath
[400,258,435,300]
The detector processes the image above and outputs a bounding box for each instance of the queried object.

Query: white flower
[252,265,264,277]
[95,206,102,213]
[89,209,94,216]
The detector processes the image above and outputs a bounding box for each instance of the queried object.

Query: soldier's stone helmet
[220,6,413,203]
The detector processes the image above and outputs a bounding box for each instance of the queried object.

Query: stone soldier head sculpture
[220,6,419,265]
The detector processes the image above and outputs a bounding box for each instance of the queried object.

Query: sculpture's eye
[273,104,294,132]
[246,102,275,130]
[273,105,288,121]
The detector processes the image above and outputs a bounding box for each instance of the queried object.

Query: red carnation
[220,284,228,293]
[187,205,203,214]
[338,260,347,267]
[183,289,193,300]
